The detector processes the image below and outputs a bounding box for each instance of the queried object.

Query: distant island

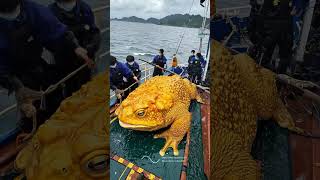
[111,14,209,28]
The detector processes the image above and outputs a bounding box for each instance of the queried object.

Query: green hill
[112,14,209,28]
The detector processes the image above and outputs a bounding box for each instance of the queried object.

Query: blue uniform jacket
[48,0,98,31]
[125,61,141,78]
[170,66,183,75]
[191,56,206,67]
[110,61,133,90]
[0,0,67,76]
[152,55,167,67]
[125,62,140,71]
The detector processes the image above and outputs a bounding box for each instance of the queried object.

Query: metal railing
[110,62,154,99]
[216,5,252,18]
[93,5,109,13]
[109,62,202,100]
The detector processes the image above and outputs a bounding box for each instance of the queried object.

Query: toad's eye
[81,154,109,177]
[136,110,146,117]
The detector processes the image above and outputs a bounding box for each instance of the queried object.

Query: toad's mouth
[118,120,158,131]
[119,120,148,128]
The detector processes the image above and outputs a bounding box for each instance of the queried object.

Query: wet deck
[286,94,320,180]
[110,99,209,179]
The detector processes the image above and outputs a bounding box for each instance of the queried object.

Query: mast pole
[294,0,316,62]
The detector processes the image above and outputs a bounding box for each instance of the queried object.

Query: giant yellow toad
[14,71,109,180]
[115,75,202,156]
[211,40,302,180]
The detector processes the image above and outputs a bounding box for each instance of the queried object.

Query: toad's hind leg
[154,109,191,156]
[273,98,304,134]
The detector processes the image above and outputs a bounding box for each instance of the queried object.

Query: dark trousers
[189,67,202,84]
[153,67,164,76]
[115,82,131,104]
[55,52,92,98]
[260,19,293,74]
[16,60,63,132]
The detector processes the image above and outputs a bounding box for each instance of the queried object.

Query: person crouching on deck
[110,56,138,102]
[0,0,93,139]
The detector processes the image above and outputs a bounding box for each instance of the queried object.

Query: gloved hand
[115,88,124,99]
[75,47,95,69]
[15,87,43,118]
[133,76,139,82]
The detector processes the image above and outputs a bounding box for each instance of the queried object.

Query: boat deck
[110,99,209,179]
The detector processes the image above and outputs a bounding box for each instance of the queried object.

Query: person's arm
[119,63,133,79]
[152,55,157,64]
[202,60,207,68]
[136,63,142,79]
[0,51,13,92]
[201,58,206,67]
[121,63,139,82]
[0,48,25,93]
[110,81,117,91]
[164,56,167,69]
[34,5,93,67]
[83,4,101,58]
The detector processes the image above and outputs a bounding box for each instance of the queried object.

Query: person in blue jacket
[0,0,93,127]
[110,56,138,101]
[125,55,141,92]
[48,0,101,96]
[125,55,141,80]
[152,49,167,76]
[187,50,196,80]
[190,52,205,84]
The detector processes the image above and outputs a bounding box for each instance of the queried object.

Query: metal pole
[294,0,316,62]
[202,39,211,82]
[199,37,203,53]
[144,63,147,82]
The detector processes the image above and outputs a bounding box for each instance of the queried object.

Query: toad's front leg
[154,109,191,156]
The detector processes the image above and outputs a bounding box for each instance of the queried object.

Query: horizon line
[110,13,210,20]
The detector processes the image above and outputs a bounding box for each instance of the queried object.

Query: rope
[0,104,17,118]
[118,166,128,180]
[174,0,196,55]
[40,50,110,109]
[110,117,118,124]
[0,50,110,117]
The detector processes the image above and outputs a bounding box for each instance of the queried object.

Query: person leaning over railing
[0,0,94,133]
[110,56,138,102]
[48,0,101,97]
[125,55,141,91]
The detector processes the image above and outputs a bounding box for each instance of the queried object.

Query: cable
[174,0,196,55]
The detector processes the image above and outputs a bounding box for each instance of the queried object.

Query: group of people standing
[110,48,207,102]
[187,50,206,84]
[248,0,306,74]
[0,0,100,132]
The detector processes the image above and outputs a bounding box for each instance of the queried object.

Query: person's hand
[133,76,139,82]
[15,87,43,118]
[74,47,95,68]
[116,94,122,99]
[291,7,297,16]
[115,89,124,99]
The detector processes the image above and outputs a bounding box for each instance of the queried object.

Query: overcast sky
[110,0,210,19]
